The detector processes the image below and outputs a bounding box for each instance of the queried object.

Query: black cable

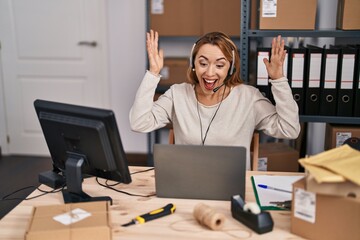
[1,185,64,201]
[196,85,226,145]
[95,177,155,198]
[104,167,155,187]
[2,168,156,201]
[130,167,154,175]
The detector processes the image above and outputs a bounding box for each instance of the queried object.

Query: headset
[189,36,236,77]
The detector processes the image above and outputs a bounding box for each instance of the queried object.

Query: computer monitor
[34,99,132,204]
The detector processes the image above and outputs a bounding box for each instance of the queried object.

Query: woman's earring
[192,68,195,72]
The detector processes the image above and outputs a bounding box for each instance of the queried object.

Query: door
[0,0,109,155]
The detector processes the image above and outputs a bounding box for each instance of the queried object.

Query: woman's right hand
[147,29,164,76]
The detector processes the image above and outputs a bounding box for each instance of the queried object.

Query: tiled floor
[0,155,52,219]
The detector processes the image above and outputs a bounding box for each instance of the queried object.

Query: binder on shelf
[256,48,272,103]
[331,45,356,117]
[319,47,340,116]
[283,46,290,80]
[303,45,323,115]
[350,45,360,117]
[288,48,306,115]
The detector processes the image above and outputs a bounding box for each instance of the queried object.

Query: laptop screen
[153,144,246,201]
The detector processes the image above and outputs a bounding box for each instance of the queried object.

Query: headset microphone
[213,83,225,93]
[212,66,235,93]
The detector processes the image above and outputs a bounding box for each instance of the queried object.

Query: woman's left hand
[263,35,286,80]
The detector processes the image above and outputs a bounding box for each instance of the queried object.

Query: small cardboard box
[26,201,111,240]
[202,0,241,36]
[324,124,360,150]
[149,0,202,36]
[306,174,360,198]
[257,142,299,172]
[159,58,189,86]
[337,0,360,30]
[259,0,317,30]
[291,178,360,240]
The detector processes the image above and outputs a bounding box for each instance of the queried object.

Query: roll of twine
[193,203,225,231]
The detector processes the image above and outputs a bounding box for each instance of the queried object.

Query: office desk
[0,167,305,239]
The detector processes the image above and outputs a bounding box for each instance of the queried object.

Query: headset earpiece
[228,50,235,76]
[189,43,196,69]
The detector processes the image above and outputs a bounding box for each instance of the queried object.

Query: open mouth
[203,78,218,90]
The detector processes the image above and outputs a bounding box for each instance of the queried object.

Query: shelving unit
[240,0,360,124]
[145,0,360,165]
[300,116,360,124]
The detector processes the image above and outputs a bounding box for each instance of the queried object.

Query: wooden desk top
[0,167,305,239]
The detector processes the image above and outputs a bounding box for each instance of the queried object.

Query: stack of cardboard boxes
[291,177,360,240]
[291,146,360,239]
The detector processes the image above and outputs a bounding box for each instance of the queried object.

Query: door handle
[78,41,97,47]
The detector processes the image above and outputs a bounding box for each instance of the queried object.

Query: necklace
[195,85,226,145]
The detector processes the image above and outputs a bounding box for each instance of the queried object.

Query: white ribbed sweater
[130,71,300,169]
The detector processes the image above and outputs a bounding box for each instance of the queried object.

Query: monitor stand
[62,156,112,205]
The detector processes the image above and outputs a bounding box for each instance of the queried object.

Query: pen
[122,203,176,227]
[258,184,292,193]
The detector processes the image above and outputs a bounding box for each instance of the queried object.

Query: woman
[130,30,300,169]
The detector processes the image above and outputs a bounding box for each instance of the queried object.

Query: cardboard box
[337,0,360,30]
[257,142,299,172]
[202,0,240,36]
[149,0,257,36]
[159,58,189,86]
[149,0,202,36]
[26,201,111,240]
[324,124,360,150]
[291,178,360,240]
[306,174,360,198]
[259,0,317,30]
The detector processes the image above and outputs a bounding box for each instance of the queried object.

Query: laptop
[153,144,246,201]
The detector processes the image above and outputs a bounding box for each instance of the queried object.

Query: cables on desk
[1,168,156,201]
[130,167,154,175]
[95,177,156,198]
[0,185,64,201]
[95,167,155,197]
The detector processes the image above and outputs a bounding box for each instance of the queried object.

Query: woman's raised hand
[147,29,164,76]
[263,35,286,80]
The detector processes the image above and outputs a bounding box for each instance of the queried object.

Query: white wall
[0,2,7,152]
[107,0,148,153]
[0,55,7,154]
